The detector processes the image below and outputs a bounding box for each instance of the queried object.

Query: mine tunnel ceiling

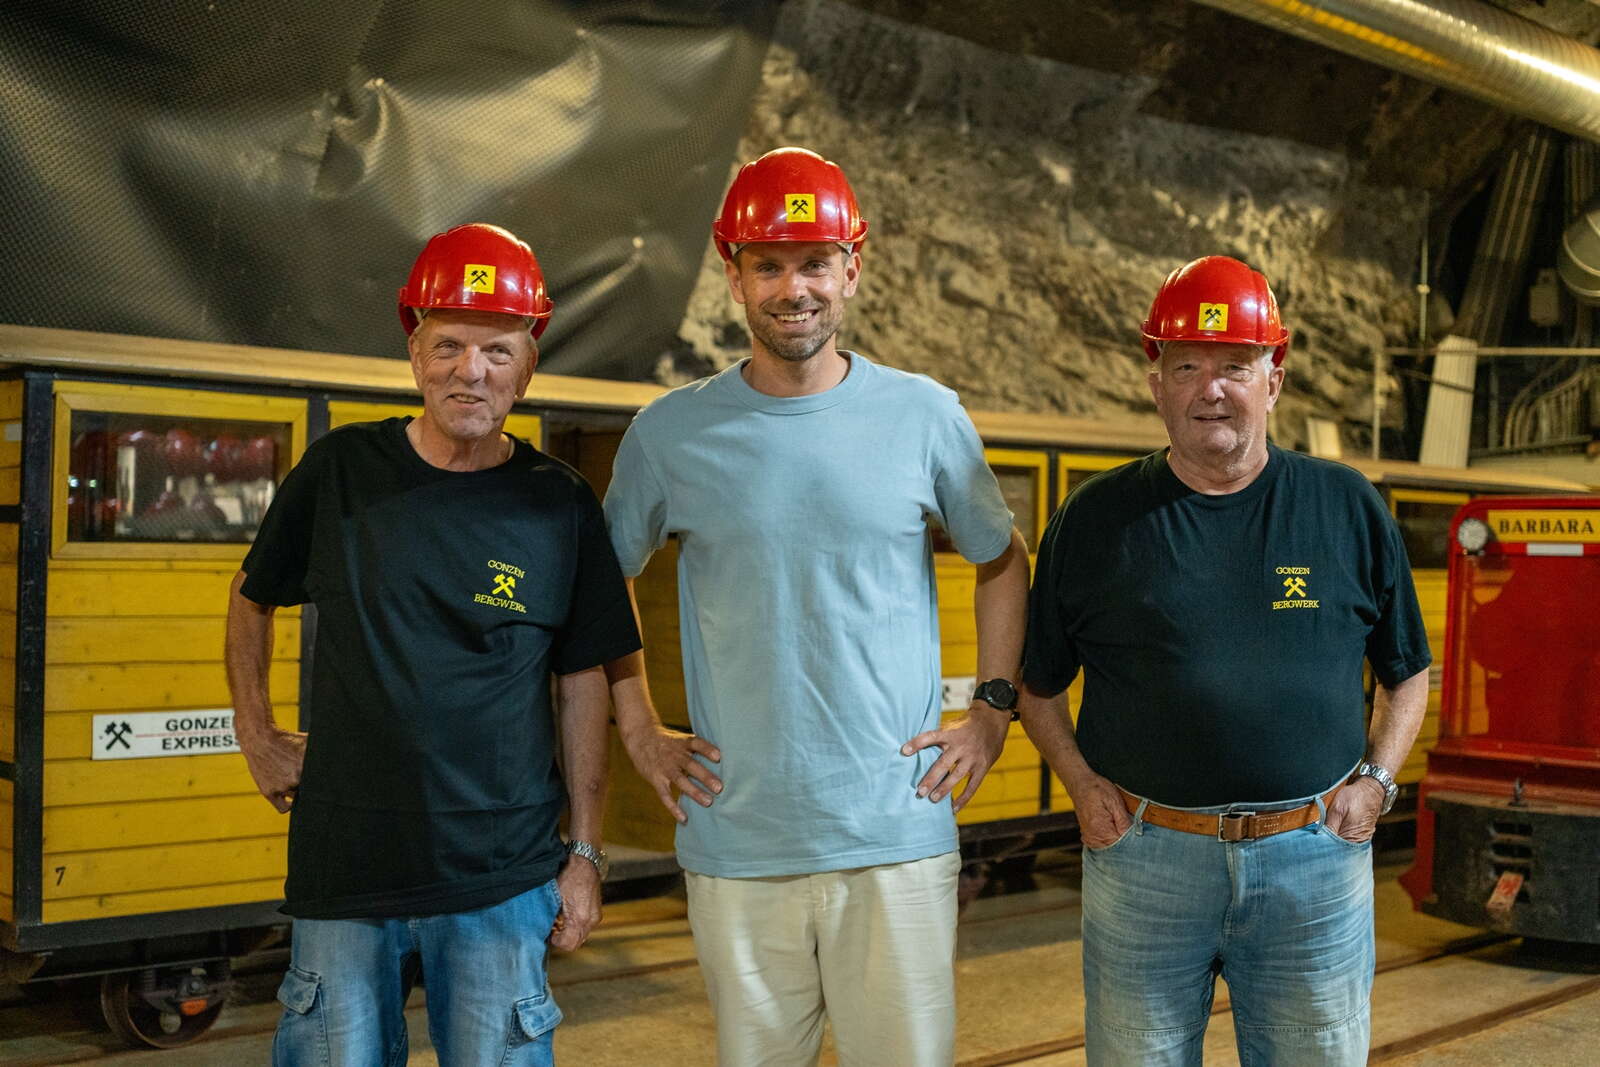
[840,0,1600,212]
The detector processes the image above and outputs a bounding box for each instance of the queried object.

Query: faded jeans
[1081,795,1374,1066]
[272,878,563,1067]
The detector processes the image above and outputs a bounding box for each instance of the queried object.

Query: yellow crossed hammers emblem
[1282,576,1308,598]
[492,573,517,598]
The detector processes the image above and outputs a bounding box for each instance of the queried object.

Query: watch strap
[566,839,608,878]
[1353,761,1398,814]
[972,678,1019,719]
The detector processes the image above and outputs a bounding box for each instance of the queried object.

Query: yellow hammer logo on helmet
[1199,303,1228,331]
[464,264,496,294]
[786,194,816,223]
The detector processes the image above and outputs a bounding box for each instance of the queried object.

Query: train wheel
[99,967,227,1049]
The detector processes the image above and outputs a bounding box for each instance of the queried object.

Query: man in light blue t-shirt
[603,147,1029,1066]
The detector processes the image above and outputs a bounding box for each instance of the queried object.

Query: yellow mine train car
[0,323,1585,1045]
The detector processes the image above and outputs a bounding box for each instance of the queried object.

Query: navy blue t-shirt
[241,418,640,919]
[1022,446,1431,807]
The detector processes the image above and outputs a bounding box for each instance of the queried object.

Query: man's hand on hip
[237,724,306,813]
[1323,777,1384,843]
[621,723,722,824]
[1067,768,1133,850]
[901,705,1010,813]
[549,856,602,952]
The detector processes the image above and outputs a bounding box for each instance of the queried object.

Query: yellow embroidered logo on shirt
[464,264,496,294]
[1272,566,1318,610]
[1199,303,1228,331]
[786,193,816,222]
[474,559,527,613]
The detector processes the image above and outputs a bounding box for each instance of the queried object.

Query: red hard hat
[397,223,554,339]
[1140,256,1289,365]
[712,147,868,263]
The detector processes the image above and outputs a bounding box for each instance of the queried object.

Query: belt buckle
[1218,811,1256,842]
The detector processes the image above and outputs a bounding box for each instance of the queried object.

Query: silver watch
[566,840,610,880]
[1353,761,1398,815]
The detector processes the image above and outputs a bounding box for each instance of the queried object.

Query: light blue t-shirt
[603,353,1013,877]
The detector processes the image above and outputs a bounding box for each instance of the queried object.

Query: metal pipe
[1190,0,1600,143]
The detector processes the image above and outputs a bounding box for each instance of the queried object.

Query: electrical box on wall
[1528,267,1565,327]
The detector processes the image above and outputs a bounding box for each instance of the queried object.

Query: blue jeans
[272,879,564,1067]
[1081,797,1373,1066]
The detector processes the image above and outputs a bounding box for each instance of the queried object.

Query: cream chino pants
[685,850,961,1067]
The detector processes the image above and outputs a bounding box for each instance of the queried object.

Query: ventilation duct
[1559,194,1600,305]
[1190,0,1600,143]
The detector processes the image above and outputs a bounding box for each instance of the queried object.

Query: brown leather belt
[1120,787,1342,842]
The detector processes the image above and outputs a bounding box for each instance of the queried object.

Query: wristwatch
[1353,761,1398,815]
[972,678,1019,720]
[566,840,610,880]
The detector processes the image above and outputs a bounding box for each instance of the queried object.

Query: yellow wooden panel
[1413,572,1448,620]
[44,794,288,853]
[0,524,16,564]
[933,573,976,605]
[0,563,13,614]
[0,848,12,901]
[0,702,13,762]
[0,467,17,507]
[47,616,301,665]
[44,835,285,900]
[45,753,261,806]
[44,706,297,760]
[940,643,977,676]
[0,380,21,421]
[634,544,689,728]
[329,400,543,446]
[964,766,1045,804]
[47,567,244,617]
[0,892,11,923]
[1,778,11,858]
[45,661,297,714]
[43,876,284,924]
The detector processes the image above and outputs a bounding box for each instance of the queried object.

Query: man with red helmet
[1019,256,1431,1065]
[604,147,1030,1065]
[227,223,640,1064]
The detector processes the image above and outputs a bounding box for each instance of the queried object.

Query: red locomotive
[1400,496,1600,943]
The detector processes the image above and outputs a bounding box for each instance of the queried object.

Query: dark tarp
[0,0,778,378]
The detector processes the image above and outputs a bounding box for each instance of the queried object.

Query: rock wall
[665,0,1435,453]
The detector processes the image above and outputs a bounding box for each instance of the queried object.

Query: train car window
[1057,453,1131,509]
[67,412,291,544]
[931,453,1047,554]
[1393,496,1467,570]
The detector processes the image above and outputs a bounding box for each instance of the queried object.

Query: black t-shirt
[241,418,641,919]
[1021,445,1431,807]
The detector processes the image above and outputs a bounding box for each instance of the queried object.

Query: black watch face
[977,678,1018,711]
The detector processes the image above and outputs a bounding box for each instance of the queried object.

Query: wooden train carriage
[0,323,1587,1043]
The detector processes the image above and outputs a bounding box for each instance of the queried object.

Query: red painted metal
[1400,496,1600,909]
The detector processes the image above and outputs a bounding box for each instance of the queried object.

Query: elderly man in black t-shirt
[1020,257,1432,1067]
[226,223,640,1066]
